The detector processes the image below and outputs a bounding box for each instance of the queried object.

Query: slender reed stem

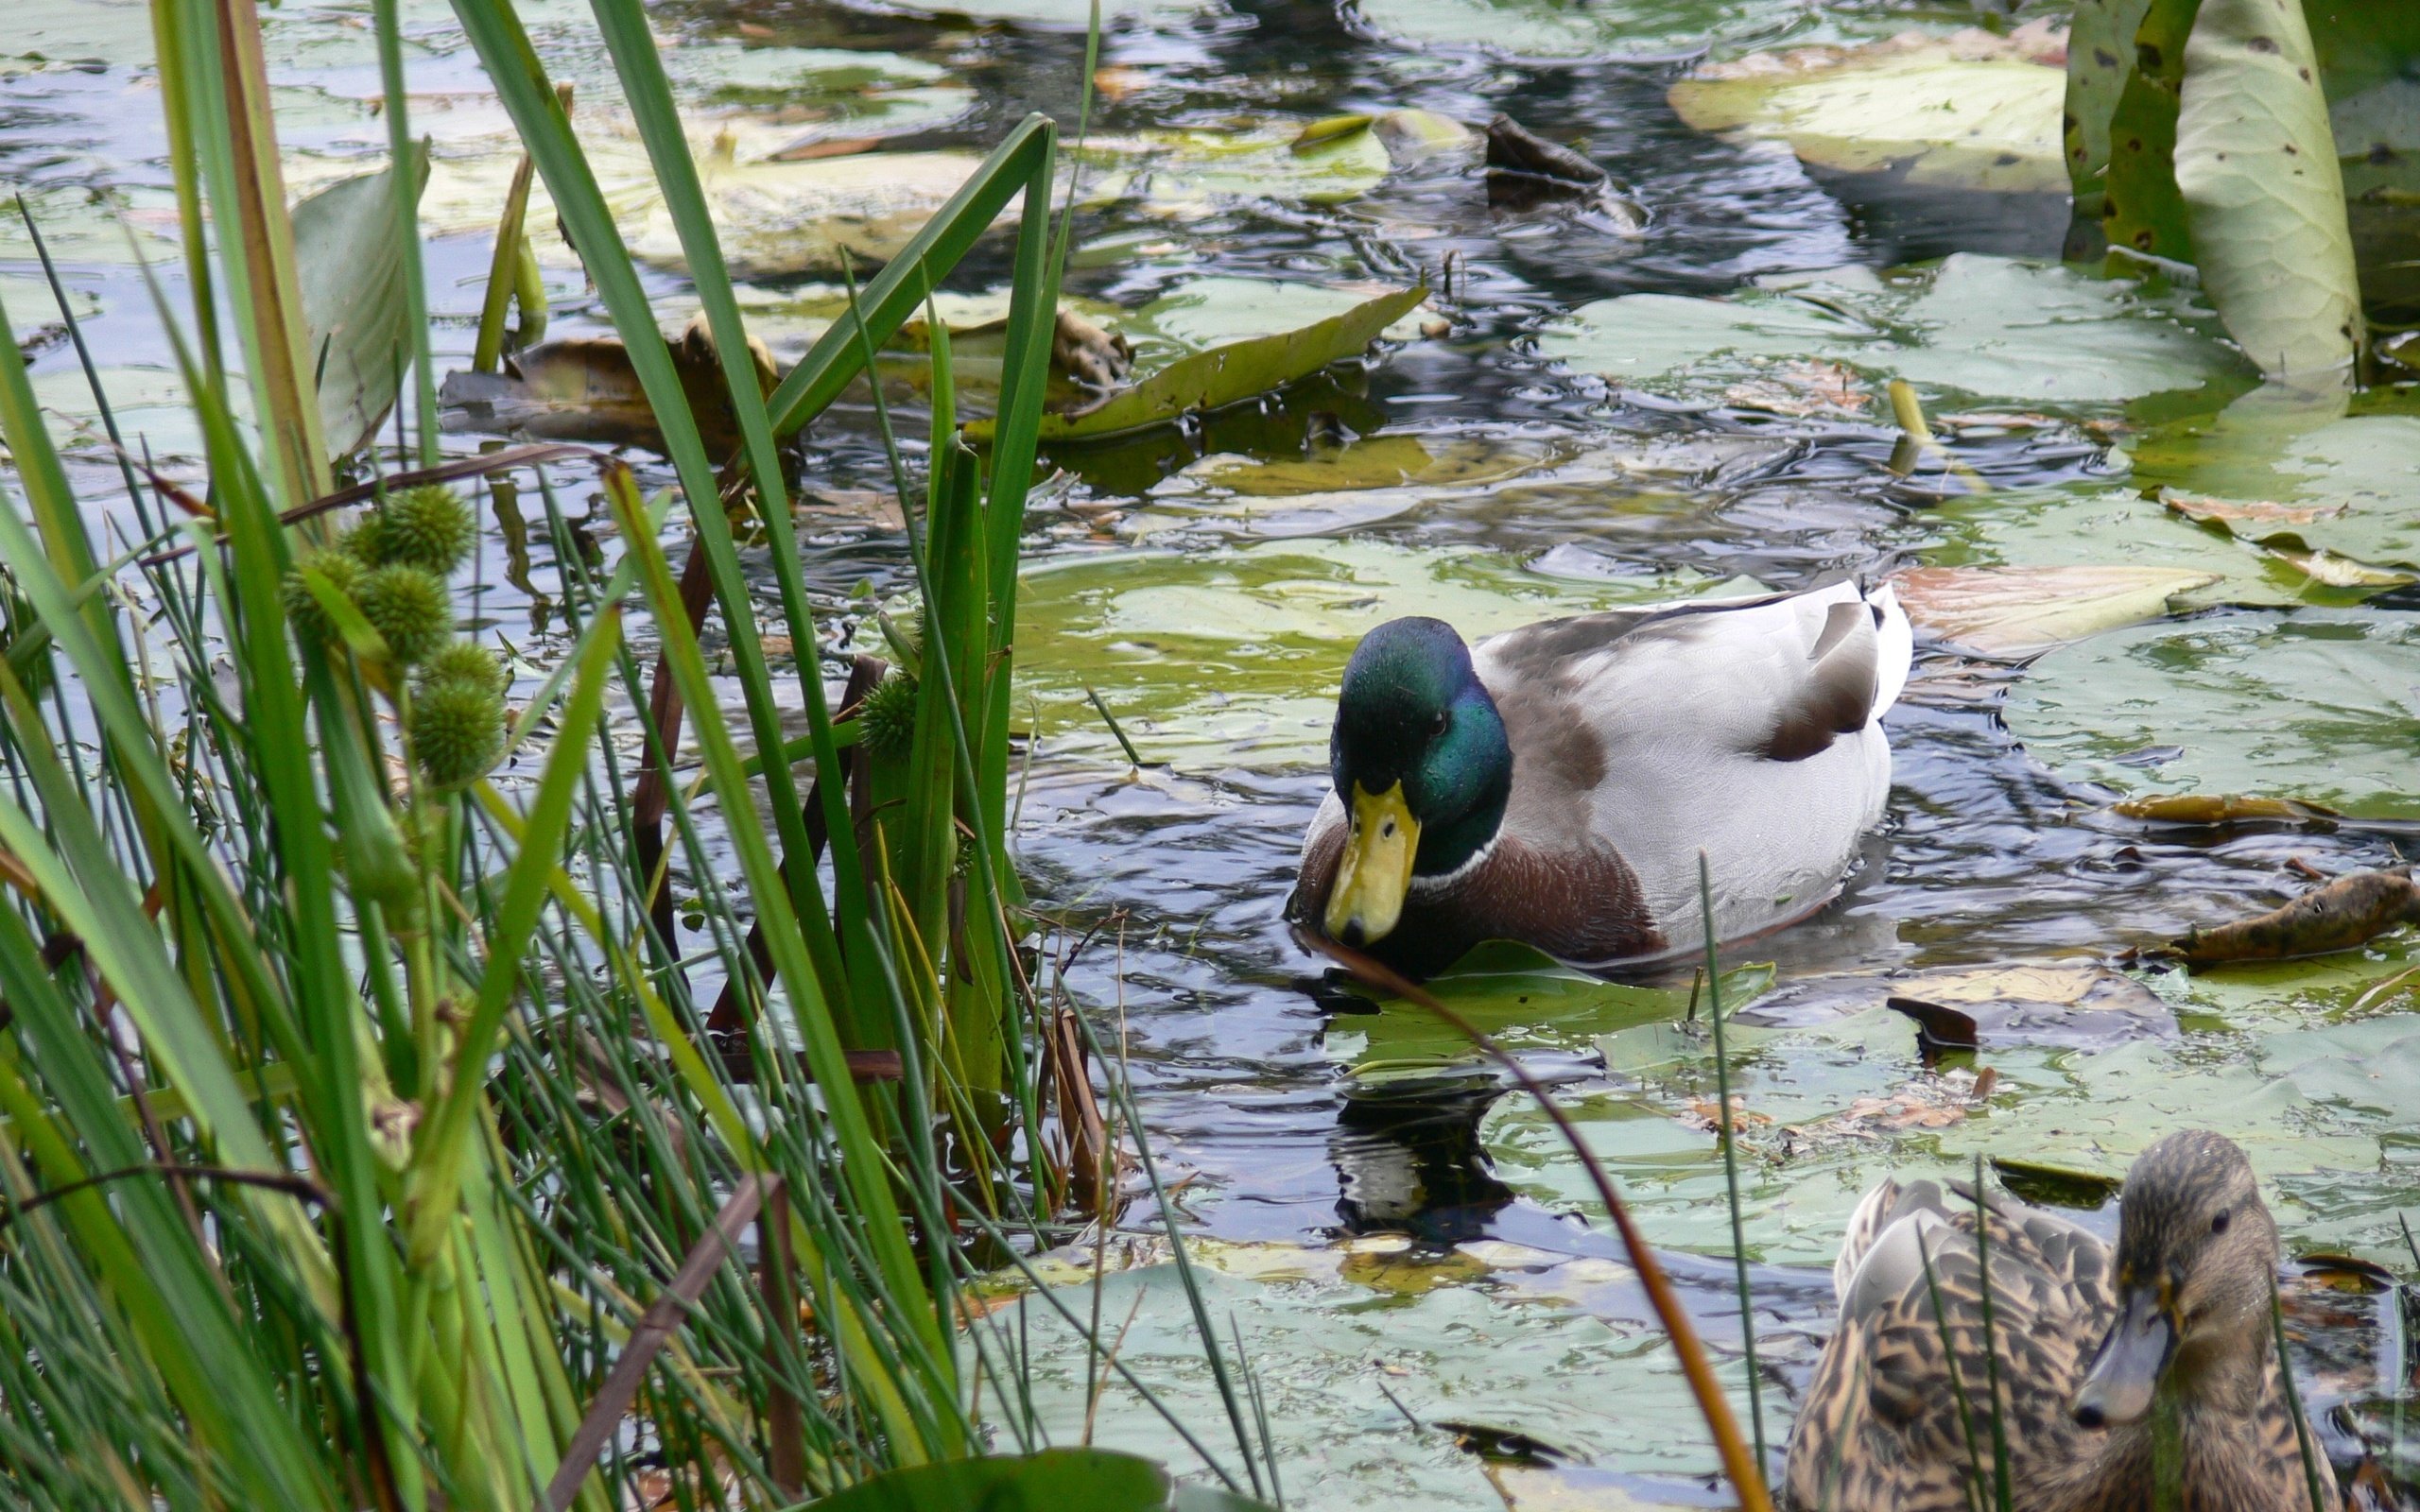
[1699,851,1766,1471]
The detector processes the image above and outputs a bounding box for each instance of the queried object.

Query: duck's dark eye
[1430,712,1449,735]
[2210,1210,2231,1235]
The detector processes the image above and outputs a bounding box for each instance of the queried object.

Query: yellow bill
[1324,781,1420,945]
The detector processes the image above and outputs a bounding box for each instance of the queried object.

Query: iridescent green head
[1324,617,1512,946]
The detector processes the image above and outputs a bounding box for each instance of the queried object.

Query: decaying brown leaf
[2162,489,2347,527]
[1721,358,1870,418]
[440,314,776,455]
[2166,868,2420,968]
[1682,1094,1769,1134]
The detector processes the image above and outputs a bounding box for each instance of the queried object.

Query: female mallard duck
[1289,579,1910,979]
[1787,1130,2341,1512]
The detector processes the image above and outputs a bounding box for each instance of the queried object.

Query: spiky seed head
[362,485,476,575]
[417,640,508,697]
[857,670,918,760]
[409,678,507,790]
[355,565,453,668]
[283,546,365,647]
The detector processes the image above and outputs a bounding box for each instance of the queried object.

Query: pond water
[9,0,2420,1504]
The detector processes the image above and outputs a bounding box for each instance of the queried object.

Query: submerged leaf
[2113,792,2343,824]
[1889,563,2220,658]
[2173,0,2360,378]
[1990,1156,2124,1206]
[2165,868,2420,968]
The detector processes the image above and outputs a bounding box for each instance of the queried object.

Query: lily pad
[1326,943,1775,1083]
[1889,564,2221,659]
[1668,23,2069,195]
[1080,127,1395,213]
[1736,961,2175,1049]
[2131,385,2420,575]
[809,1449,1272,1512]
[1016,539,1759,769]
[1126,429,1581,539]
[2004,608,2420,819]
[1540,254,2235,409]
[1351,0,1823,63]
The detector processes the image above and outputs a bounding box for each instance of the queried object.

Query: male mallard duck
[1288,579,1909,979]
[1787,1130,2341,1512]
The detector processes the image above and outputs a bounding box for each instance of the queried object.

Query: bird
[1785,1130,2342,1512]
[1288,578,1910,980]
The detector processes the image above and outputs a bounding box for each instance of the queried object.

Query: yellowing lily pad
[1351,0,1824,62]
[1668,23,2069,195]
[1888,564,2221,659]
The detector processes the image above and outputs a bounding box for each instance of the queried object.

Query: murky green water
[9,0,2420,1503]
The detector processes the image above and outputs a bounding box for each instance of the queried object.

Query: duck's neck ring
[1410,833,1500,893]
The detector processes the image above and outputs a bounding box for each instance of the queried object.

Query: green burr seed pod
[417,640,508,696]
[857,670,918,760]
[355,565,453,667]
[409,678,507,789]
[282,546,365,645]
[367,485,476,575]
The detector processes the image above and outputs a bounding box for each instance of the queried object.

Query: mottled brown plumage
[1787,1131,2340,1512]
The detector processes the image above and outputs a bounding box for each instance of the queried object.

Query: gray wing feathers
[1762,600,1881,762]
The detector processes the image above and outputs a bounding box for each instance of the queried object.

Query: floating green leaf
[1541,255,2232,408]
[805,1449,1272,1511]
[2132,383,2420,574]
[292,145,428,459]
[2005,608,2420,818]
[1015,539,1758,769]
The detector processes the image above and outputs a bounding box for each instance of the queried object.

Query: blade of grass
[1298,927,1776,1512]
[1698,852,1766,1471]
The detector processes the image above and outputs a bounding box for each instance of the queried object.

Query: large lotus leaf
[2129,383,2420,573]
[2099,0,2204,261]
[1668,25,2068,195]
[1015,539,1755,769]
[806,1449,1270,1512]
[2173,0,2360,379]
[1351,0,1807,62]
[293,147,428,460]
[2003,607,2420,819]
[1541,254,2233,407]
[991,285,1425,445]
[2064,0,2158,228]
